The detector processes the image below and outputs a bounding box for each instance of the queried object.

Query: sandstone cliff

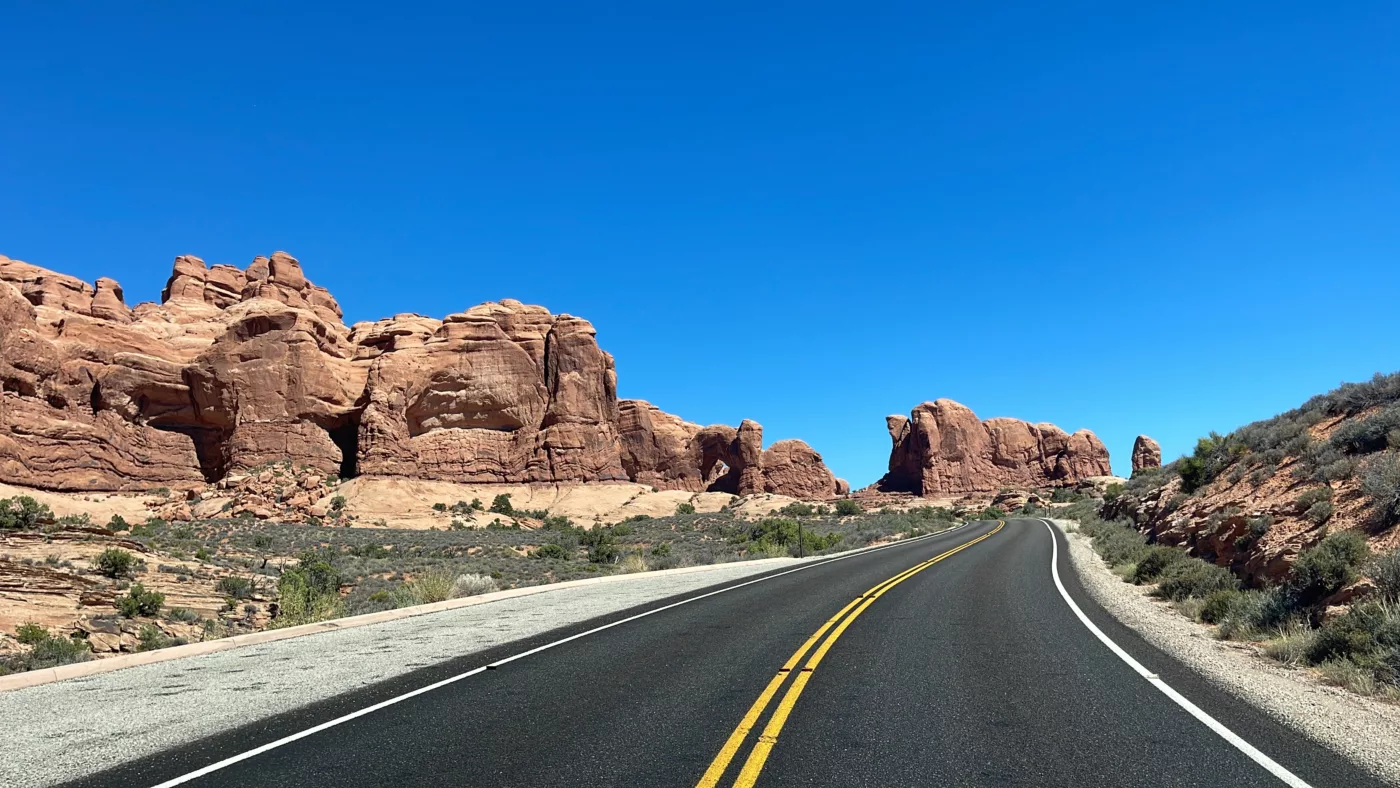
[0,253,844,498]
[875,399,1111,496]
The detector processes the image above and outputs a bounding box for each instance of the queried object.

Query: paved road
[61,519,1383,788]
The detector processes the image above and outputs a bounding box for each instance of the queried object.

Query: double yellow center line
[696,521,1004,788]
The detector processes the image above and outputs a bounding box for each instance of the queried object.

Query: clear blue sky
[3,3,1397,486]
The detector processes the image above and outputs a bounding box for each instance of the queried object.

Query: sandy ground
[340,477,813,529]
[1056,519,1400,786]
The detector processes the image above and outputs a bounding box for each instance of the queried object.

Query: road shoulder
[1053,518,1400,786]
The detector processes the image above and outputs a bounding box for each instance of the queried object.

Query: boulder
[1132,435,1163,474]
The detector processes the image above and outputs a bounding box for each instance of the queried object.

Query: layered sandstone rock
[1131,435,1162,474]
[0,253,842,498]
[877,399,1111,496]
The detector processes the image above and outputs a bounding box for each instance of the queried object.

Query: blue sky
[3,2,1397,486]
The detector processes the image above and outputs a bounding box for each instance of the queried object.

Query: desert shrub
[1373,549,1400,602]
[1103,483,1125,503]
[274,551,342,627]
[15,622,48,645]
[1,630,89,674]
[106,514,129,532]
[1307,602,1400,665]
[117,583,166,618]
[676,502,696,515]
[1305,501,1336,526]
[214,576,256,599]
[1217,587,1295,639]
[533,543,571,560]
[432,503,448,512]
[975,507,1002,521]
[95,548,136,578]
[1199,589,1245,624]
[650,542,672,557]
[1330,404,1400,455]
[1050,487,1085,503]
[588,541,620,564]
[329,495,347,512]
[1131,546,1191,584]
[1153,560,1239,601]
[1360,453,1400,526]
[1288,531,1371,606]
[137,624,173,652]
[489,494,514,515]
[0,496,52,530]
[780,503,814,517]
[834,500,863,516]
[348,543,390,559]
[399,571,454,605]
[166,606,201,623]
[1261,623,1318,666]
[618,553,649,573]
[1085,522,1149,568]
[1296,486,1334,509]
[450,573,498,598]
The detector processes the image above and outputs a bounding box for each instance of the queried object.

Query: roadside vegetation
[1058,498,1400,700]
[1,495,967,673]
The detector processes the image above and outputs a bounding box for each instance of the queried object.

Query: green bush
[650,542,672,558]
[214,576,256,600]
[1217,587,1296,639]
[117,583,166,618]
[1288,531,1371,606]
[1103,483,1125,503]
[1330,404,1400,454]
[1199,589,1245,624]
[1305,501,1336,526]
[1307,602,1400,665]
[834,500,863,516]
[676,502,696,515]
[532,543,571,560]
[0,496,52,530]
[137,624,173,652]
[432,503,448,512]
[15,622,48,645]
[779,503,814,517]
[1087,523,1150,568]
[1374,549,1400,602]
[398,571,454,605]
[489,494,514,515]
[1296,486,1334,509]
[1131,546,1191,584]
[1153,560,1239,601]
[588,542,620,564]
[329,495,347,512]
[274,551,342,627]
[95,548,137,579]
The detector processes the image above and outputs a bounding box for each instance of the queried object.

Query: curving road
[62,519,1383,788]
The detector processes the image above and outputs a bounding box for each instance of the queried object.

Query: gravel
[1055,519,1400,786]
[0,557,797,788]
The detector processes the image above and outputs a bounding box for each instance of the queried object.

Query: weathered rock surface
[1131,435,1162,474]
[877,399,1111,496]
[0,253,842,498]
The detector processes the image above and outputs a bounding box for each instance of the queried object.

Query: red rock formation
[0,253,842,498]
[1131,435,1162,474]
[878,399,1111,496]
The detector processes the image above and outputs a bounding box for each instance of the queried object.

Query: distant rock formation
[0,252,843,498]
[1131,435,1162,475]
[875,399,1111,496]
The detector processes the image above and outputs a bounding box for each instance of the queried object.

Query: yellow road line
[696,539,954,787]
[698,521,1005,788]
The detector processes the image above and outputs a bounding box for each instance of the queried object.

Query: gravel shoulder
[1055,519,1400,786]
[0,557,798,788]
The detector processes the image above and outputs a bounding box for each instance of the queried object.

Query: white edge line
[147,522,978,787]
[1039,519,1313,788]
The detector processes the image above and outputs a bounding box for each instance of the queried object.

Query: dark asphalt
[61,520,1384,788]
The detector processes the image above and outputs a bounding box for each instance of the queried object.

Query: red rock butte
[0,252,846,499]
[875,399,1112,496]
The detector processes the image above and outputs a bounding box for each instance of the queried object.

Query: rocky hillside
[1107,372,1400,584]
[0,252,845,499]
[872,399,1113,496]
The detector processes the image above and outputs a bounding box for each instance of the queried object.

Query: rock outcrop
[876,399,1111,496]
[1131,435,1162,474]
[0,252,843,498]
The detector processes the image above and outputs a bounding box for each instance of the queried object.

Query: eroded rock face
[1132,435,1162,474]
[0,253,842,497]
[878,399,1111,495]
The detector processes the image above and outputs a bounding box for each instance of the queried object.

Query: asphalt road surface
[61,519,1385,788]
